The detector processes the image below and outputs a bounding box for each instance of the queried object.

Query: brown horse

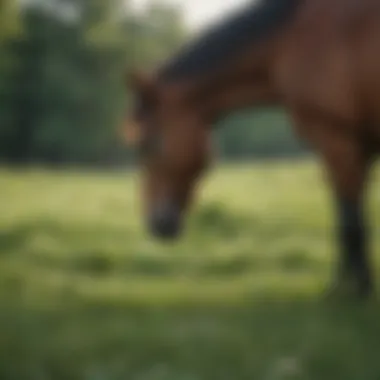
[124,0,380,297]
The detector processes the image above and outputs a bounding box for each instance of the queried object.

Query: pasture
[1,161,380,380]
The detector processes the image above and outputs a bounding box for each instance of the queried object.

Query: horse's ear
[120,119,142,147]
[127,70,157,96]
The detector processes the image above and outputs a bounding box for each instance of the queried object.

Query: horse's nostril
[148,203,181,239]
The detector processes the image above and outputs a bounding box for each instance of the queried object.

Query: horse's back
[278,0,380,132]
[351,2,380,128]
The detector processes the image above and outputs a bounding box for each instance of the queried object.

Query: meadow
[1,160,380,380]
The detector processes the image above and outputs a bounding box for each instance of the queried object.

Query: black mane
[158,0,301,81]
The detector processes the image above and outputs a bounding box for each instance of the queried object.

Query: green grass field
[2,160,380,380]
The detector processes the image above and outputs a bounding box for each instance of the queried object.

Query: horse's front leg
[316,131,373,297]
[334,195,372,297]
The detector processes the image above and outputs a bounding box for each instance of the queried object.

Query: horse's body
[125,0,380,297]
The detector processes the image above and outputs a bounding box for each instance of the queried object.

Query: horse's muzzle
[148,201,182,239]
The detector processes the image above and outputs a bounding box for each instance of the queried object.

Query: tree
[0,0,21,161]
[0,0,188,166]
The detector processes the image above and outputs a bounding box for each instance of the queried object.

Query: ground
[1,160,380,380]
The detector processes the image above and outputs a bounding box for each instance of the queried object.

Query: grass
[1,160,380,379]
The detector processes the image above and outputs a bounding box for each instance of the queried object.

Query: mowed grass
[2,160,380,379]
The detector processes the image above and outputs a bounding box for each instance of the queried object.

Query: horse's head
[122,0,301,239]
[124,70,212,240]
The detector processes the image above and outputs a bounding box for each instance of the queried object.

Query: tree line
[0,0,306,167]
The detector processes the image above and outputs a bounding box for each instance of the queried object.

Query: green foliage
[0,0,309,166]
[0,0,186,165]
[0,0,21,42]
[216,108,307,159]
[1,162,380,379]
[0,0,21,151]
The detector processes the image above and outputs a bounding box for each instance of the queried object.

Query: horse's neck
[183,48,279,123]
[158,0,304,122]
[194,81,277,124]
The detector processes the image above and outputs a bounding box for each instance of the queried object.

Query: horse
[123,0,380,298]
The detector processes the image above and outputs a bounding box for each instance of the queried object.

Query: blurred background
[1,1,380,380]
[0,0,304,168]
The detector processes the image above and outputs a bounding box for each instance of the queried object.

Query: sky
[133,0,252,30]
